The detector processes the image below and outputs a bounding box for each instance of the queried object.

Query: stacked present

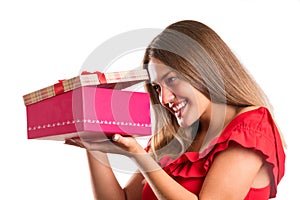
[23,69,152,141]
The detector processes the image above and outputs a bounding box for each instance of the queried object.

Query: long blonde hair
[143,20,272,159]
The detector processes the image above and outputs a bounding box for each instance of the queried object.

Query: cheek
[181,86,201,101]
[188,88,210,113]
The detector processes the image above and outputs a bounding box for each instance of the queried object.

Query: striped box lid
[23,69,149,105]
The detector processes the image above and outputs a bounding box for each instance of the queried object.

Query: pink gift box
[25,86,151,140]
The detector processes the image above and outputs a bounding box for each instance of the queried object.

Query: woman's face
[148,58,211,127]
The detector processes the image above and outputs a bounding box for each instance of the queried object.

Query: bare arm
[86,151,125,199]
[87,150,147,200]
[66,139,145,200]
[199,142,267,200]
[83,136,200,200]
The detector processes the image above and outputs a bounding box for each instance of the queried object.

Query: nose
[160,86,175,106]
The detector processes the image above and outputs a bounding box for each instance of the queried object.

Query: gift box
[23,70,151,140]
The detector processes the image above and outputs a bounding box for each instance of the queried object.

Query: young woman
[66,20,285,199]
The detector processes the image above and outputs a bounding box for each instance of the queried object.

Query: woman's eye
[152,85,161,93]
[165,76,177,85]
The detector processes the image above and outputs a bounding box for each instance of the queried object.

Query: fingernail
[112,134,120,142]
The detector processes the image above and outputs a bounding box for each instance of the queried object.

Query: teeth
[173,100,187,112]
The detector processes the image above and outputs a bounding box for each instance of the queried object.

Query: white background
[1,0,299,199]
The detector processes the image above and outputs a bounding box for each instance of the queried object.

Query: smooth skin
[67,58,271,200]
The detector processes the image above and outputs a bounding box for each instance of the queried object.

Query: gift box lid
[23,69,149,105]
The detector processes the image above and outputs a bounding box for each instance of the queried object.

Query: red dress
[142,107,285,199]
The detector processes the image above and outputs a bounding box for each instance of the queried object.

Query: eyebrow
[151,70,173,84]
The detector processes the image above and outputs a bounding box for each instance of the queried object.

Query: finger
[112,134,120,142]
[111,134,142,154]
[112,134,131,148]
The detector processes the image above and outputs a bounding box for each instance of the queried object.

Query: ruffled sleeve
[208,107,285,197]
[160,107,285,198]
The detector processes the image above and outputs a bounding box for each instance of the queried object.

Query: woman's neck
[200,103,239,132]
[189,103,240,152]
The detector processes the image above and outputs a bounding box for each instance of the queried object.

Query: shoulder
[228,106,273,134]
[218,105,279,150]
[236,105,262,115]
[199,106,273,158]
[235,106,270,121]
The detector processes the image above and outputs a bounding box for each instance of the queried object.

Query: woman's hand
[65,134,146,157]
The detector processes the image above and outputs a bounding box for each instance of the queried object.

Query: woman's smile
[169,99,187,118]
